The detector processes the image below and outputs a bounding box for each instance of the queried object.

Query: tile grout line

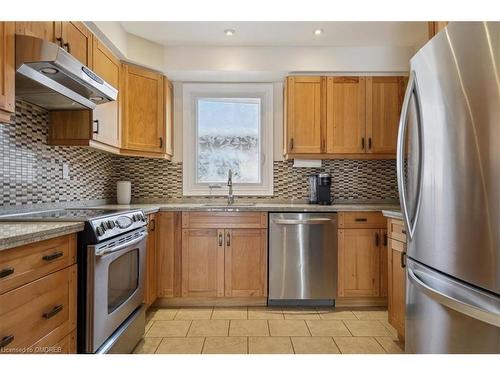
[186,320,194,337]
[200,337,207,354]
[304,319,313,337]
[289,336,296,354]
[153,337,164,354]
[342,319,354,337]
[330,336,342,354]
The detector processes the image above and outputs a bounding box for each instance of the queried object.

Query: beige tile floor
[133,306,404,354]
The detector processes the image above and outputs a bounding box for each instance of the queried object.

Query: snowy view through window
[196,98,261,184]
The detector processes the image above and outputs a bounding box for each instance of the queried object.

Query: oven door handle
[95,232,147,257]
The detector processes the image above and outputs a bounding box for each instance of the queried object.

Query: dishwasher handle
[273,218,334,225]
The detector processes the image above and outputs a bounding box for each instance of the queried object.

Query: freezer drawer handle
[273,218,333,225]
[408,268,500,328]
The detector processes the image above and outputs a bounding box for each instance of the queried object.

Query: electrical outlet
[62,162,70,179]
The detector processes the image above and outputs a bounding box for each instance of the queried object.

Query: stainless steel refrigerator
[397,22,500,353]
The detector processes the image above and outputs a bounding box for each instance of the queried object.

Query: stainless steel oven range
[0,208,148,353]
[79,210,147,353]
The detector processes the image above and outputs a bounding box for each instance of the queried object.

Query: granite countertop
[92,201,401,214]
[382,210,403,220]
[0,222,84,251]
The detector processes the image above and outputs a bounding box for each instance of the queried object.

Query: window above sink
[182,83,274,196]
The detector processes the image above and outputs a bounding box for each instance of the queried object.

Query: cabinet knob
[361,137,365,150]
[289,138,294,150]
[401,251,407,268]
[159,137,163,148]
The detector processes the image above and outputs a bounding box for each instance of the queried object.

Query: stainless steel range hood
[15,35,118,110]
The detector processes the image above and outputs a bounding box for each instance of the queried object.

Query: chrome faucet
[227,169,234,205]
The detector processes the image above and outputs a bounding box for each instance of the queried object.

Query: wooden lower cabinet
[387,218,407,341]
[144,213,158,306]
[180,212,268,300]
[337,212,387,305]
[224,229,267,297]
[181,228,224,297]
[338,228,381,297]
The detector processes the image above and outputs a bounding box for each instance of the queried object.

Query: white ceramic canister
[117,181,132,204]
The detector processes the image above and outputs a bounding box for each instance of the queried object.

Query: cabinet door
[285,76,325,154]
[326,77,366,154]
[59,22,92,67]
[157,212,181,298]
[181,228,224,297]
[338,228,381,297]
[144,214,157,306]
[366,77,406,154]
[388,238,406,340]
[379,229,388,298]
[15,21,55,42]
[121,64,165,153]
[91,36,120,147]
[0,22,15,120]
[164,77,174,157]
[224,229,267,297]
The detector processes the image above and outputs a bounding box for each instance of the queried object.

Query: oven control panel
[91,210,147,240]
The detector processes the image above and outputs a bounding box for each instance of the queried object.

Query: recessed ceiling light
[224,29,235,36]
[313,28,324,36]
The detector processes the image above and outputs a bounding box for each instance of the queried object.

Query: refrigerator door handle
[397,71,424,240]
[408,267,500,328]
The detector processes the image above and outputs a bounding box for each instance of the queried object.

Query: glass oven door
[89,228,147,353]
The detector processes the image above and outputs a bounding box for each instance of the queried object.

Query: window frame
[182,83,274,196]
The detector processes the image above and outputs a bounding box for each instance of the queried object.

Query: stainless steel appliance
[15,35,118,110]
[0,208,148,353]
[397,22,500,353]
[268,212,337,306]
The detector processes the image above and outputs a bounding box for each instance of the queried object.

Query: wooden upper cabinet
[15,21,55,42]
[181,229,224,297]
[0,22,15,121]
[326,76,366,154]
[338,228,381,297]
[91,36,120,148]
[224,229,267,297]
[121,63,165,154]
[164,78,174,157]
[57,22,92,67]
[366,77,407,154]
[285,76,325,154]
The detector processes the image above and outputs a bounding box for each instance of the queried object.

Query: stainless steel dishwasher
[268,212,337,306]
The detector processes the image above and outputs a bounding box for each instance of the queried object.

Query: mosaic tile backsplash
[114,158,398,202]
[1,101,398,207]
[0,101,116,207]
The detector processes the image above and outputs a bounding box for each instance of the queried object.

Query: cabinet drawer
[0,234,76,294]
[390,237,406,253]
[182,211,268,229]
[388,218,407,243]
[0,265,77,353]
[338,212,386,229]
[27,329,76,354]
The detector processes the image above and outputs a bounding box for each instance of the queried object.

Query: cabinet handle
[401,229,407,235]
[401,251,407,268]
[159,137,163,148]
[42,251,64,262]
[226,232,231,247]
[63,42,70,53]
[43,304,63,320]
[383,233,388,246]
[218,232,223,247]
[0,267,14,279]
[321,138,326,152]
[149,219,155,232]
[355,218,367,222]
[0,335,14,349]
[368,137,372,150]
[289,138,294,150]
[93,120,99,134]
[361,137,365,150]
[56,37,63,47]
[375,232,380,247]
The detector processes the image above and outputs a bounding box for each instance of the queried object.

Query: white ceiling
[120,21,428,47]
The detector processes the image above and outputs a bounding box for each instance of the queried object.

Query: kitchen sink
[202,203,256,207]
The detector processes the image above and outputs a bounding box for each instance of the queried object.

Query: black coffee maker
[308,173,332,205]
